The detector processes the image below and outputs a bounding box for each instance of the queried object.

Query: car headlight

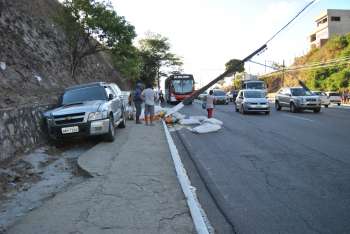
[299,98,305,104]
[88,111,108,121]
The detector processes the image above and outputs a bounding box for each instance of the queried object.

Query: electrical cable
[265,0,317,45]
[259,56,350,76]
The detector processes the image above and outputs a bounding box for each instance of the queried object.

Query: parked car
[198,90,208,101]
[235,89,270,114]
[213,89,229,105]
[312,91,330,108]
[275,87,321,113]
[325,91,341,106]
[44,82,126,142]
[227,90,239,102]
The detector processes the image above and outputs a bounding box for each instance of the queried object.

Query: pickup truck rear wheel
[105,117,115,142]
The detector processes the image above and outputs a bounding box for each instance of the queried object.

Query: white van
[325,92,341,106]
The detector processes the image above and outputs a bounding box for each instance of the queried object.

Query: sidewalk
[7,122,195,234]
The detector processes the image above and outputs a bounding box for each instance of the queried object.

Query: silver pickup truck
[44,82,126,142]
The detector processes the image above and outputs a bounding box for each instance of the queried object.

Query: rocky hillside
[0,0,130,109]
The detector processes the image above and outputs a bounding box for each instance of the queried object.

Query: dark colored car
[213,89,229,105]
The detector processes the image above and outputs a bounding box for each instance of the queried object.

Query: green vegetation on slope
[55,0,182,87]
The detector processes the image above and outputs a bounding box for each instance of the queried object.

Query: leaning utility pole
[182,44,267,105]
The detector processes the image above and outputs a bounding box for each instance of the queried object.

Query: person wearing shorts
[206,90,215,118]
[142,84,157,125]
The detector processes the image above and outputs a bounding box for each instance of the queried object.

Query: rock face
[0,0,129,108]
[0,0,130,161]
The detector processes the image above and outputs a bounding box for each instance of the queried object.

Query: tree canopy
[55,0,136,79]
[138,33,183,87]
[225,59,245,75]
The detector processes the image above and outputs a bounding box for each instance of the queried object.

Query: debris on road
[136,105,222,134]
[203,118,223,126]
[179,118,201,125]
[191,123,222,134]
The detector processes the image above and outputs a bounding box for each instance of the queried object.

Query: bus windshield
[172,79,194,94]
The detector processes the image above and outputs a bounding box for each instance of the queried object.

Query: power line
[260,57,350,77]
[265,0,317,45]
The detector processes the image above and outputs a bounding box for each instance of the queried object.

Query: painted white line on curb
[283,114,314,122]
[162,120,211,234]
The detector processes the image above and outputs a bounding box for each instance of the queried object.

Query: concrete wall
[0,104,52,162]
[328,10,350,36]
[310,9,350,47]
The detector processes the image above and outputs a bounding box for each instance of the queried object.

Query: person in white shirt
[206,90,215,118]
[141,84,157,125]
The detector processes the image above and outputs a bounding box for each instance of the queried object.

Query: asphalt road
[172,102,350,234]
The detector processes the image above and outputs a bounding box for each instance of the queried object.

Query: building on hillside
[309,9,350,48]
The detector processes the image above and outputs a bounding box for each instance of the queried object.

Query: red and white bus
[165,74,195,104]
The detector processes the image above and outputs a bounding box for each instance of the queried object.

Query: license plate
[61,126,79,134]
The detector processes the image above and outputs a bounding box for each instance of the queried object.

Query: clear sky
[111,0,349,87]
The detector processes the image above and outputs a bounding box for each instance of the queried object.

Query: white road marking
[283,114,314,122]
[162,121,211,234]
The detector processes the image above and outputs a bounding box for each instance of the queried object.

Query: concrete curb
[77,154,94,178]
[162,120,210,234]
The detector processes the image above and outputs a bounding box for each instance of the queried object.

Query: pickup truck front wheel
[105,117,115,142]
[118,111,126,128]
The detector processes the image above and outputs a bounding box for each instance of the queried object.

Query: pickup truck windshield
[61,86,107,105]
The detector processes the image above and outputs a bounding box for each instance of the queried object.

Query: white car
[312,91,330,108]
[325,92,342,106]
[235,89,270,114]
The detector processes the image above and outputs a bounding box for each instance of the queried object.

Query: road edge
[162,120,211,234]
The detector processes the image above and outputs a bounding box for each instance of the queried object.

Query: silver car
[235,89,270,114]
[275,87,321,113]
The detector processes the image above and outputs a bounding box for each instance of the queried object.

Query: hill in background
[263,33,350,93]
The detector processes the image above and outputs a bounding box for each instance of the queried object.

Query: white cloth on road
[191,123,221,134]
[190,116,208,122]
[203,118,223,125]
[179,118,201,125]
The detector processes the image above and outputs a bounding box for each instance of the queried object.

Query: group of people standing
[129,83,216,125]
[130,83,164,126]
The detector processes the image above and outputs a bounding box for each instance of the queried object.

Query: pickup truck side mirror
[108,94,114,101]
